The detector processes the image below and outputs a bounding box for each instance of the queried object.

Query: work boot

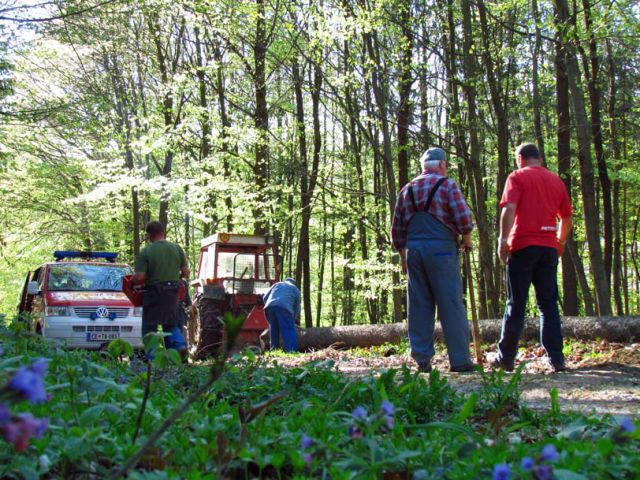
[450,362,476,373]
[545,357,567,373]
[417,361,432,373]
[489,356,515,372]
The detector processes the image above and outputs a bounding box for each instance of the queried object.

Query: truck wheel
[192,296,224,360]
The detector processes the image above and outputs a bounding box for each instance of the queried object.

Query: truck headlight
[132,307,143,317]
[45,306,70,316]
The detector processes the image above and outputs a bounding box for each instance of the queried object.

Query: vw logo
[96,306,110,318]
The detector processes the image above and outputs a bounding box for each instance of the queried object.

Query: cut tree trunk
[260,317,640,351]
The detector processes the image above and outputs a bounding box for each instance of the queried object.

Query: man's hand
[461,234,473,252]
[558,239,566,257]
[498,238,510,264]
[180,266,190,280]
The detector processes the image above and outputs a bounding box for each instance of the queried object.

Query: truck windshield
[47,264,132,292]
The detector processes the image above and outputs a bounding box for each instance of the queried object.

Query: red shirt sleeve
[500,174,520,208]
[557,182,572,218]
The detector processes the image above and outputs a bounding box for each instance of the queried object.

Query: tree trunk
[554,23,579,316]
[147,14,178,229]
[194,27,217,235]
[554,0,611,315]
[212,37,234,232]
[316,191,327,327]
[531,0,546,163]
[461,0,498,318]
[253,0,269,235]
[581,0,613,284]
[396,2,413,188]
[292,58,309,314]
[344,39,376,324]
[567,240,595,316]
[271,316,640,351]
[363,30,403,323]
[605,40,624,316]
[477,0,510,203]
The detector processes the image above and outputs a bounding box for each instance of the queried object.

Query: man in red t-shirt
[494,143,573,372]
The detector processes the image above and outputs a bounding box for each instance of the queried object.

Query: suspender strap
[407,177,447,214]
[424,177,447,212]
[408,184,418,212]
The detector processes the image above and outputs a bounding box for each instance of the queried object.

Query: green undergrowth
[0,320,638,480]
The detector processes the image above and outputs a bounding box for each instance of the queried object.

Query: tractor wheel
[192,296,224,360]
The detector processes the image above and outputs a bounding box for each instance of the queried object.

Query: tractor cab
[190,233,280,357]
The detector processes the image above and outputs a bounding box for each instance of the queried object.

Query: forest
[0,2,639,479]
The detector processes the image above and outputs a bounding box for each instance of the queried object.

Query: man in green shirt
[133,221,190,359]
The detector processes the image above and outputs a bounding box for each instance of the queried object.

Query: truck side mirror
[27,281,40,296]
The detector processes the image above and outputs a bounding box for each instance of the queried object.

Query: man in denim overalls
[391,148,475,372]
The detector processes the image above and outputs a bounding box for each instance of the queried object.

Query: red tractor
[189,233,280,358]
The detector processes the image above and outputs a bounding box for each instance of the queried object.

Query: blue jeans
[265,306,298,352]
[142,324,187,359]
[406,241,471,368]
[498,246,564,366]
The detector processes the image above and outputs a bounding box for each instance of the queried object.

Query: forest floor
[267,340,640,416]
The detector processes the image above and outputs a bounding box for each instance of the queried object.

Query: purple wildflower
[8,367,47,403]
[380,400,395,416]
[521,457,535,472]
[352,406,368,421]
[492,463,510,480]
[384,414,394,430]
[348,425,363,439]
[301,434,314,450]
[303,453,313,469]
[30,358,49,376]
[18,414,48,438]
[0,413,48,452]
[540,444,559,463]
[534,464,553,480]
[0,404,10,424]
[619,417,636,433]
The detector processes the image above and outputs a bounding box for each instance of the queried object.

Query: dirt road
[268,342,640,416]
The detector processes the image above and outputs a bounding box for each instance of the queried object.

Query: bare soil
[267,341,640,416]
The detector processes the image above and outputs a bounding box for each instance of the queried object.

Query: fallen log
[266,316,640,351]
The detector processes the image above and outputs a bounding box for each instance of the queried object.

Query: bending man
[263,278,301,352]
[391,147,475,373]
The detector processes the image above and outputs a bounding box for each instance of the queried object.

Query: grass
[0,318,638,479]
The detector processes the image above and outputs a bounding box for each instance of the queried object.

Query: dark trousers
[498,246,564,366]
[265,306,298,352]
[142,282,185,356]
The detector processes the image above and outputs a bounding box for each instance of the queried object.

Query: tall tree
[554,0,611,315]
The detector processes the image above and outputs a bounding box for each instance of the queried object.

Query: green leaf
[596,438,614,456]
[143,332,163,354]
[457,393,477,423]
[270,452,285,469]
[107,338,134,360]
[405,421,482,443]
[78,403,124,427]
[152,346,181,368]
[553,470,589,480]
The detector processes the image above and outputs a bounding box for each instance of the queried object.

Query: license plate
[86,332,120,342]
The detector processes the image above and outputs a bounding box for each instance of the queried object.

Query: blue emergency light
[54,251,119,263]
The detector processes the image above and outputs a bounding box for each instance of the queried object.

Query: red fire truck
[17,251,142,349]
